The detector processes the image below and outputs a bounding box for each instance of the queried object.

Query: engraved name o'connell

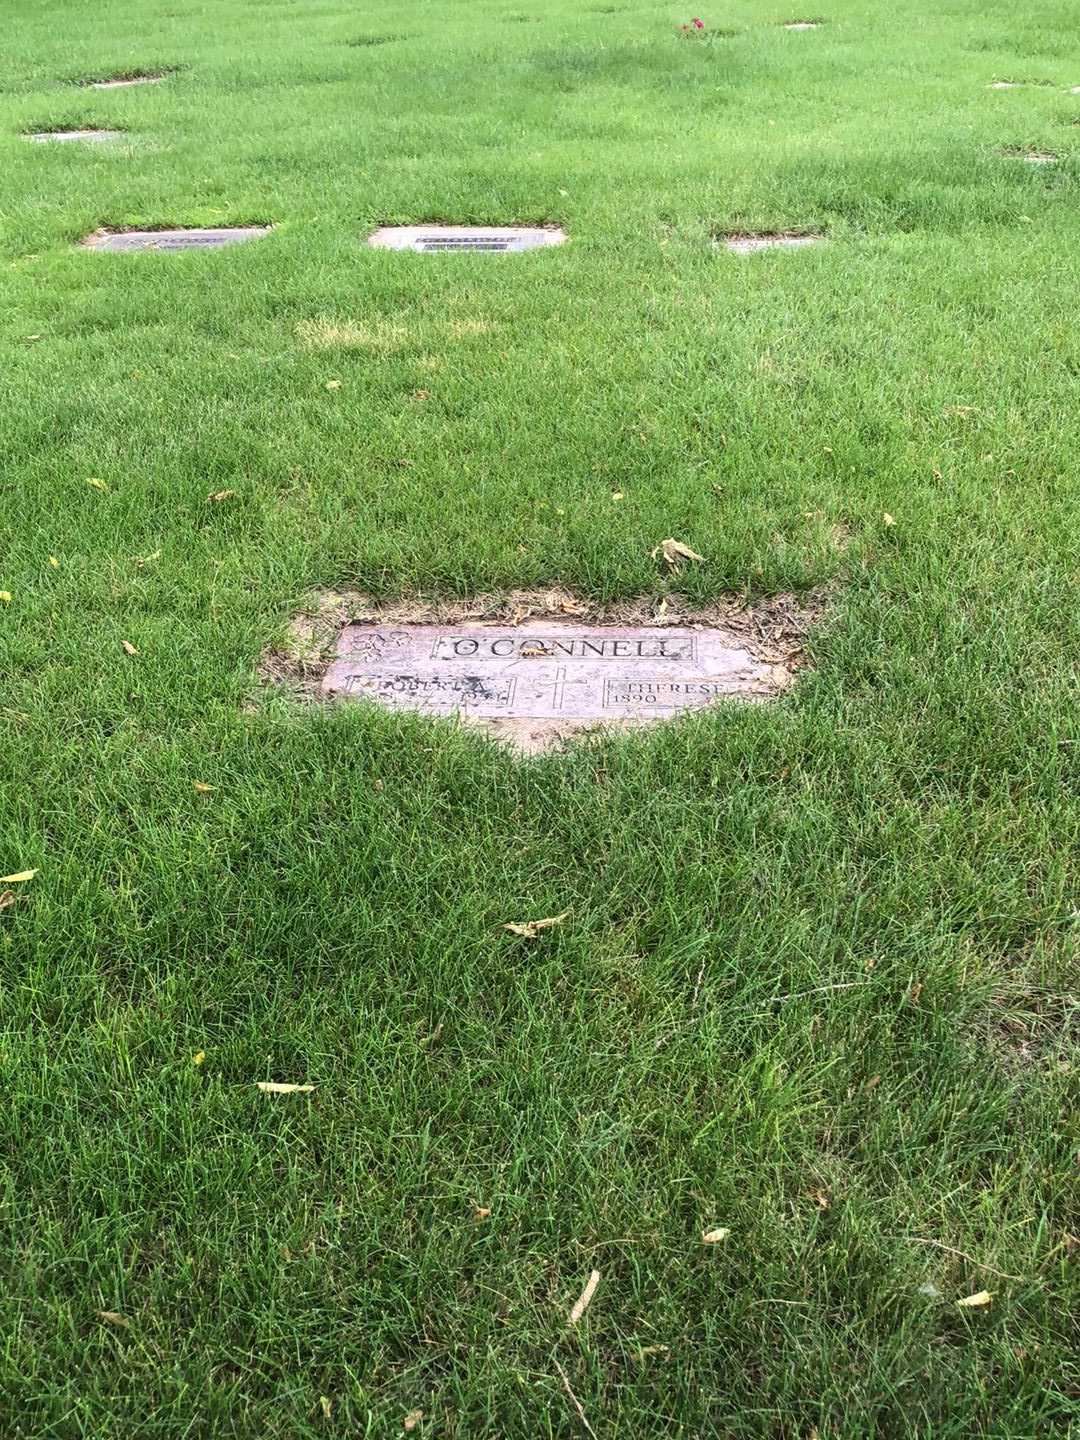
[321,622,786,744]
[432,633,694,661]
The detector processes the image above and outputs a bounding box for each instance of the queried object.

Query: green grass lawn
[2,0,1079,1433]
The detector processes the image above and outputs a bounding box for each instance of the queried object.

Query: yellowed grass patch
[447,318,496,338]
[295,317,409,351]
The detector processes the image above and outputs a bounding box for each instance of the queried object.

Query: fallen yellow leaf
[568,1268,601,1324]
[193,1051,205,1066]
[135,550,162,567]
[48,556,59,568]
[256,1081,315,1095]
[320,1396,333,1419]
[473,1206,491,1221]
[97,1310,129,1328]
[207,489,235,503]
[502,911,569,939]
[957,1290,992,1308]
[86,478,108,492]
[611,491,625,501]
[652,537,705,571]
[403,1411,423,1432]
[193,781,214,794]
[0,870,37,884]
[702,1227,731,1244]
[325,379,342,391]
[883,512,896,526]
[121,640,138,656]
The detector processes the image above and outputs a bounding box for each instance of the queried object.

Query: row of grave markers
[25,62,1074,252]
[16,54,1077,746]
[22,78,817,253]
[78,225,827,254]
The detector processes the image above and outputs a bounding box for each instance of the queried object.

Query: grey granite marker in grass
[83,226,271,252]
[720,232,822,254]
[368,225,567,253]
[85,74,169,89]
[26,129,124,143]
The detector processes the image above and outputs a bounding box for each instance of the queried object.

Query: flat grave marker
[86,74,169,88]
[368,225,567,253]
[83,226,271,252]
[26,129,124,143]
[321,621,788,749]
[721,232,821,254]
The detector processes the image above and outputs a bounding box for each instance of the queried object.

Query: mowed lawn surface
[2,0,1079,1434]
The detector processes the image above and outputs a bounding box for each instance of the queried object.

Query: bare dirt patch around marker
[82,226,272,252]
[259,588,822,752]
[719,231,822,254]
[368,225,567,253]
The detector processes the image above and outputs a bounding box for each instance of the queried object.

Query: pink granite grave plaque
[321,622,787,748]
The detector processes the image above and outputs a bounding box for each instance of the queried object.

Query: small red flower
[692,17,705,27]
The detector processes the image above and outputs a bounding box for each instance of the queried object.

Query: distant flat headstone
[83,226,271,251]
[321,622,787,749]
[86,74,168,88]
[784,20,820,28]
[721,232,821,254]
[26,129,124,143]
[368,225,567,253]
